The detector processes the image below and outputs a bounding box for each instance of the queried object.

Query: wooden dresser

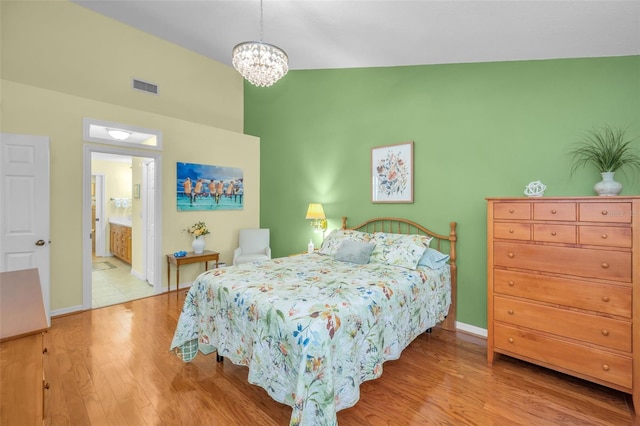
[0,268,50,425]
[487,196,638,411]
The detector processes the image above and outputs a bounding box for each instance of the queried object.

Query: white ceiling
[74,0,639,71]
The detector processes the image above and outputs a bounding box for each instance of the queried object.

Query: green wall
[245,55,640,329]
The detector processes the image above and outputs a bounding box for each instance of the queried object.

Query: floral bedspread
[170,253,451,426]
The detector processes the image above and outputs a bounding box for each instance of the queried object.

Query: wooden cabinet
[110,223,132,264]
[487,197,639,412]
[0,269,49,425]
[0,333,48,425]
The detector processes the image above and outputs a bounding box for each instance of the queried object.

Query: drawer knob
[508,281,515,287]
[551,231,557,236]
[601,329,609,336]
[551,209,557,214]
[44,382,50,390]
[602,296,610,302]
[508,252,515,258]
[508,337,514,343]
[509,229,514,233]
[601,210,608,216]
[601,234,608,239]
[509,209,515,213]
[43,347,48,354]
[601,262,609,269]
[508,309,514,315]
[602,364,610,371]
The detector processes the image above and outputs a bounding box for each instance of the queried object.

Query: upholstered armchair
[233,228,271,265]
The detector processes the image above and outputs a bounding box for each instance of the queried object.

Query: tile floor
[92,256,154,308]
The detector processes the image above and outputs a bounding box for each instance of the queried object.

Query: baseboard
[51,304,84,318]
[455,321,487,338]
[130,268,144,281]
[178,281,194,290]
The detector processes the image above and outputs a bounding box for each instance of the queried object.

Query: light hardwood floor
[44,290,637,425]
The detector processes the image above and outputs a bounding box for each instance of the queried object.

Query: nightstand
[167,250,219,300]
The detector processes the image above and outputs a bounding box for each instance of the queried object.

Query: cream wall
[2,80,260,313]
[1,1,259,314]
[1,0,243,133]
[95,159,133,220]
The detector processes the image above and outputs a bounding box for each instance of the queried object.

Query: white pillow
[369,233,431,270]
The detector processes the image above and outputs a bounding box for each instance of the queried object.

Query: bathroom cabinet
[110,223,132,264]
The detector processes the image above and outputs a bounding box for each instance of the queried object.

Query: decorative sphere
[524,180,546,197]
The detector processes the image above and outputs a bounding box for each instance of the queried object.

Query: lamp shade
[305,203,326,220]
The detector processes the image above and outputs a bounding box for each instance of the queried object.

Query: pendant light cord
[259,0,264,42]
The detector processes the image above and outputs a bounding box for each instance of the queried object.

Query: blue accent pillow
[319,229,374,256]
[417,247,450,269]
[333,240,375,264]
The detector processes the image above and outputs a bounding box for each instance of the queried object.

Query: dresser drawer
[494,323,632,389]
[494,296,631,352]
[494,202,531,220]
[494,223,531,240]
[494,242,632,282]
[579,202,632,223]
[533,202,576,221]
[494,269,632,317]
[533,224,576,244]
[579,225,632,248]
[1,335,42,425]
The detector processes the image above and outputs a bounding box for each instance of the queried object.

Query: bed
[170,217,457,425]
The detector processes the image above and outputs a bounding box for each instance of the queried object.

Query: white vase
[192,236,205,254]
[593,171,622,196]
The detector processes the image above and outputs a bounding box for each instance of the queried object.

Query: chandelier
[232,0,288,87]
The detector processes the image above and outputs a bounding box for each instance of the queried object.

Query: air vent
[132,78,159,95]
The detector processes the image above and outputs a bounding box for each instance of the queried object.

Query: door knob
[35,240,46,246]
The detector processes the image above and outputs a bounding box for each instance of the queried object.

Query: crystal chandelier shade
[232,41,288,87]
[232,0,288,87]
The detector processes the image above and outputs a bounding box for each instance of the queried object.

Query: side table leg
[176,267,180,301]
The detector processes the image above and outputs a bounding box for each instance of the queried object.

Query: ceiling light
[232,0,288,87]
[107,129,132,141]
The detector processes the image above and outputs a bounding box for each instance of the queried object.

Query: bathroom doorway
[82,119,163,310]
[90,152,156,308]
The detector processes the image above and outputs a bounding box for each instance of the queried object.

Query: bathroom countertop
[109,216,132,227]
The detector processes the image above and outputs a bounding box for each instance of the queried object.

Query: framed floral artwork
[371,141,414,203]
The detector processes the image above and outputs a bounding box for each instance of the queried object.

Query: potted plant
[569,125,640,196]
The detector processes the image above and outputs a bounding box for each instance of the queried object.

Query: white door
[144,160,155,285]
[0,133,51,325]
[93,173,106,256]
